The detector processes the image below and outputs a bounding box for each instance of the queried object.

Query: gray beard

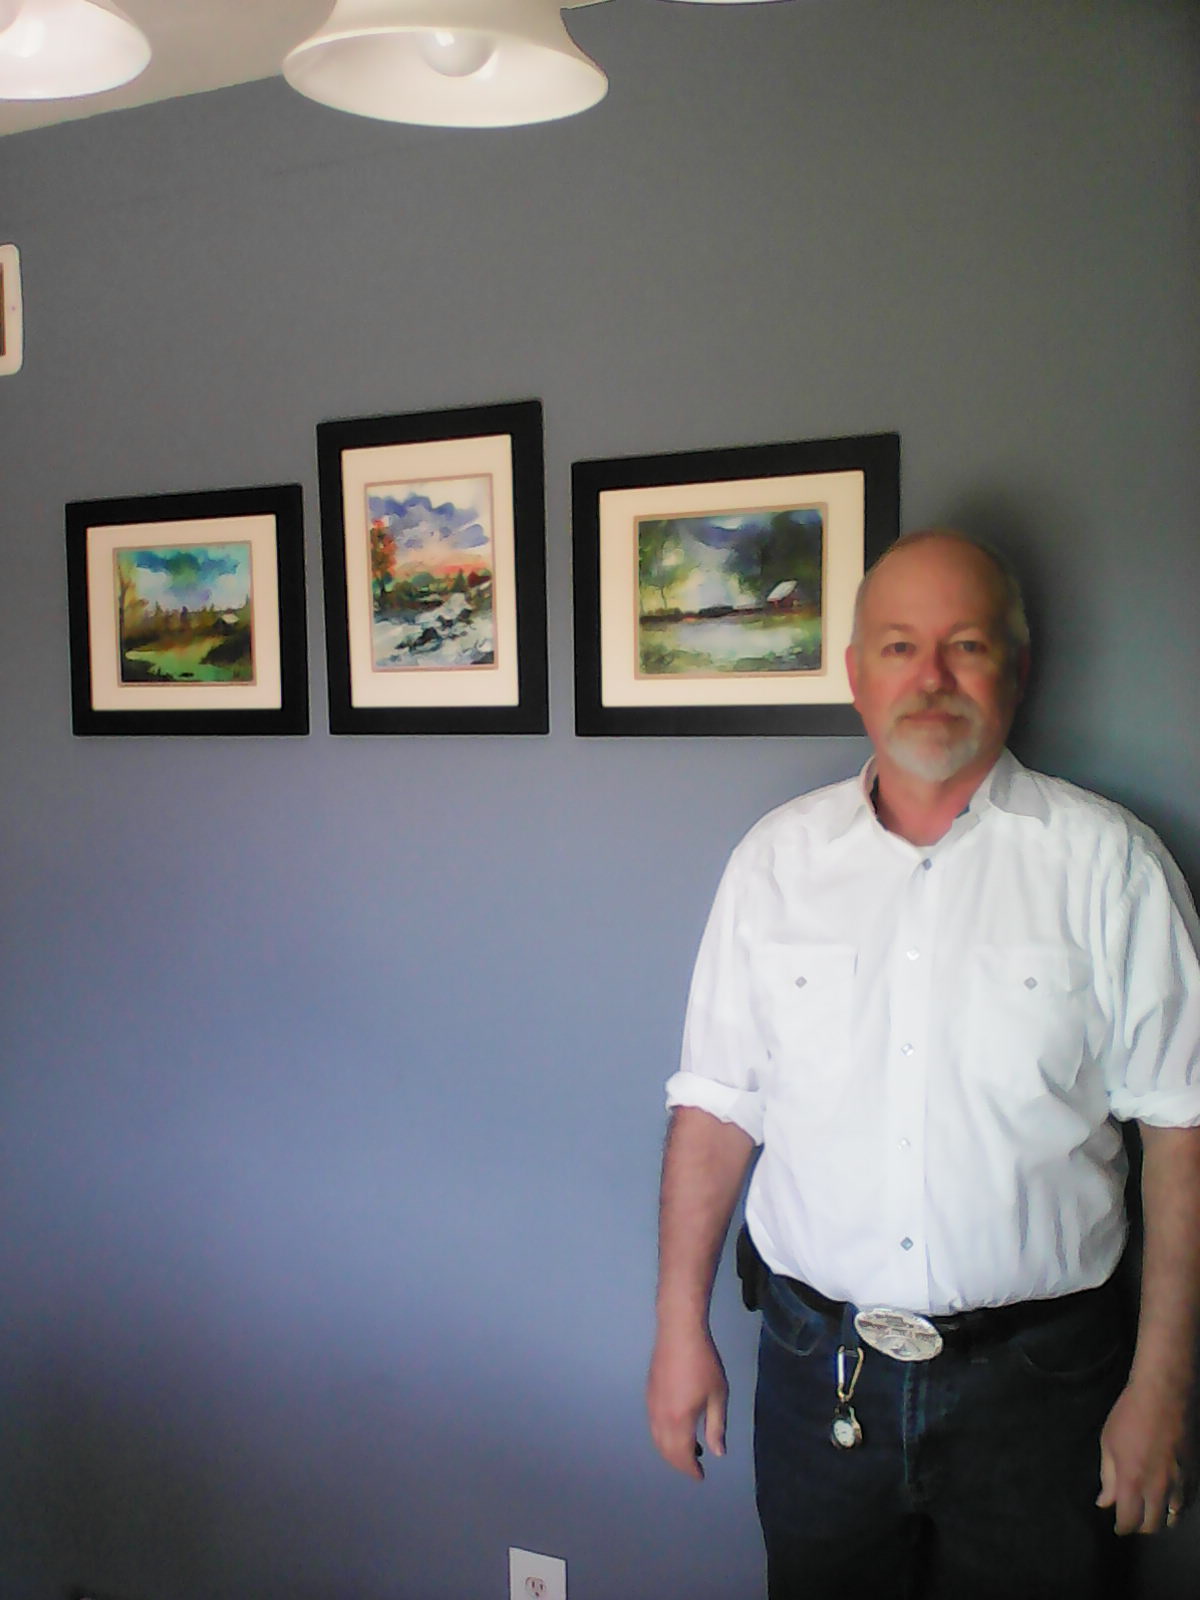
[883,717,984,784]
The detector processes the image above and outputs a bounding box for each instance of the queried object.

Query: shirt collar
[820,748,1045,849]
[974,748,1050,823]
[812,759,885,847]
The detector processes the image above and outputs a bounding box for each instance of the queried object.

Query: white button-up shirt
[667,753,1200,1315]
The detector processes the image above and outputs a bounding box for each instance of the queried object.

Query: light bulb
[418,29,495,79]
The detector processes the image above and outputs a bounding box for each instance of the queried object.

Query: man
[646,531,1200,1599]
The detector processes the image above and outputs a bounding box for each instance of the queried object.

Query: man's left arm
[1098,1122,1200,1534]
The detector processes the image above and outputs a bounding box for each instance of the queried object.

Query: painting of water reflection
[367,476,496,671]
[636,506,824,677]
[115,541,254,685]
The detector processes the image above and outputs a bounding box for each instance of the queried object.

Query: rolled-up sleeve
[1105,842,1200,1127]
[665,847,767,1144]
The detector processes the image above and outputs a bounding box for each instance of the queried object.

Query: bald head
[852,530,1030,671]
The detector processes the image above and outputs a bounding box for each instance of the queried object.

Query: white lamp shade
[0,0,151,100]
[283,0,607,128]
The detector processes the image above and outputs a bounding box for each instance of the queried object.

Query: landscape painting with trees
[366,476,495,671]
[636,504,825,676]
[114,541,254,684]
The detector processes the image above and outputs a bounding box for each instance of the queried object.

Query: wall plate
[0,244,23,375]
[509,1547,566,1600]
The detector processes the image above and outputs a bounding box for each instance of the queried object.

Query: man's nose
[917,647,956,692]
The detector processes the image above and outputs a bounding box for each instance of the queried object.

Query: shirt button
[898,1138,910,1150]
[906,948,920,961]
[901,1237,914,1251]
[921,859,932,871]
[900,1043,914,1057]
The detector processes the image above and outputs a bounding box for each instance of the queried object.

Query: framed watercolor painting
[65,484,309,736]
[317,399,548,735]
[572,432,900,736]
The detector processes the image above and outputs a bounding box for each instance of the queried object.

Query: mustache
[890,692,982,724]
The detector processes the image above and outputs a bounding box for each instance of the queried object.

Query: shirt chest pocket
[966,944,1093,1098]
[752,942,856,1109]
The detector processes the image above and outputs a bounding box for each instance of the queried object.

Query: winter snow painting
[367,477,495,671]
[115,542,254,684]
[636,506,824,676]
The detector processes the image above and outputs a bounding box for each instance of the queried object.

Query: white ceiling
[0,0,336,138]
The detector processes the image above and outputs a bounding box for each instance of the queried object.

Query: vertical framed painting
[572,432,900,736]
[317,399,548,735]
[65,484,309,736]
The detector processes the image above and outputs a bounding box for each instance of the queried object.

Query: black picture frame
[571,431,900,737]
[66,483,309,737]
[317,399,548,735]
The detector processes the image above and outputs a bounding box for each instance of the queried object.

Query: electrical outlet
[509,1545,566,1600]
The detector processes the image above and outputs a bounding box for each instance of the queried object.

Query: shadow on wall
[942,485,1200,887]
[940,481,1075,748]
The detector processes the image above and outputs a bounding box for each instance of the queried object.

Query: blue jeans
[754,1273,1134,1600]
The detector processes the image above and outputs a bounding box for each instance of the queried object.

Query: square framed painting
[66,484,309,736]
[317,399,548,735]
[572,432,900,736]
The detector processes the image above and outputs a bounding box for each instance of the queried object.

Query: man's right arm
[646,1105,756,1480]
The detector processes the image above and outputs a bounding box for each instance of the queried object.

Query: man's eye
[882,641,913,655]
[954,639,987,653]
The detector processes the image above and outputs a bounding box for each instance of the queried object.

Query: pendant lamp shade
[0,0,150,100]
[283,0,607,128]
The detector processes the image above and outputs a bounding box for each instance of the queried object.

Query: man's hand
[647,1325,729,1479]
[1097,1377,1189,1534]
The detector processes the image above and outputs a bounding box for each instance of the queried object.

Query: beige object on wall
[0,244,21,375]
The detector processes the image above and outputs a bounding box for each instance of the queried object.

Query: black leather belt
[779,1273,1113,1353]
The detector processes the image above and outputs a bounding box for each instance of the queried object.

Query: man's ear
[845,643,860,704]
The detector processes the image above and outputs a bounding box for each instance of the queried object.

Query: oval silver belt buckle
[854,1306,944,1362]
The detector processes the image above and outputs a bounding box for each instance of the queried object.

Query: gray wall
[1,3,1196,1596]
